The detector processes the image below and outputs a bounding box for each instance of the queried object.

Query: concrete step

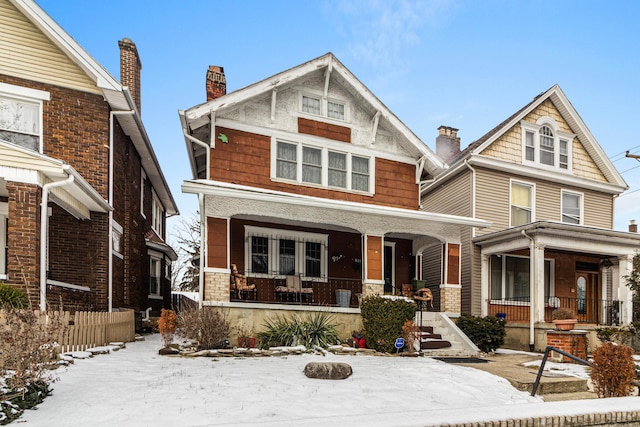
[510,376,589,394]
[541,391,598,401]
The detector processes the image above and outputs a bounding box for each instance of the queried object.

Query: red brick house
[179,54,488,337]
[0,0,177,313]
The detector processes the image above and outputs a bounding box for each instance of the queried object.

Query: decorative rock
[304,362,352,380]
[158,346,180,355]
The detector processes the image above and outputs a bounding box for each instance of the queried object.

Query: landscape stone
[303,362,352,380]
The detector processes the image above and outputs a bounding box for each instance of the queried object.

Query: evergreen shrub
[456,314,505,353]
[360,296,416,353]
[0,283,28,309]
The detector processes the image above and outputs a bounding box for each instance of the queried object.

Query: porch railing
[488,296,621,325]
[232,271,363,308]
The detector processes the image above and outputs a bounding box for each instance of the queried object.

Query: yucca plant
[258,312,339,350]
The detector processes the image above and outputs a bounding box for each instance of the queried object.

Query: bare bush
[591,342,636,398]
[177,307,229,350]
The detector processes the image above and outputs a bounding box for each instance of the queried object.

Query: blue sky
[36,0,640,234]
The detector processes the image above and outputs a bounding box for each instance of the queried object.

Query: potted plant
[552,307,577,331]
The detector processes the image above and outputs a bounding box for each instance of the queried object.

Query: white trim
[560,189,584,225]
[140,169,146,219]
[148,295,163,300]
[439,283,462,289]
[0,82,50,101]
[46,279,90,292]
[203,299,361,314]
[203,267,230,274]
[510,179,535,227]
[298,88,350,123]
[0,86,48,153]
[520,118,575,173]
[183,180,492,229]
[384,241,396,293]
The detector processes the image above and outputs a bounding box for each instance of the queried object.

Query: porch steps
[415,312,480,357]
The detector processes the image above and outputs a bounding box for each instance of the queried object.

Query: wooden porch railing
[488,296,622,325]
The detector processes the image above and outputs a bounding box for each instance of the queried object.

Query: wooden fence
[32,309,136,353]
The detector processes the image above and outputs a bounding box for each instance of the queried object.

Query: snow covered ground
[18,334,640,427]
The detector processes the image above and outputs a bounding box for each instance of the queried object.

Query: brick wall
[5,181,40,306]
[547,330,588,362]
[204,271,230,302]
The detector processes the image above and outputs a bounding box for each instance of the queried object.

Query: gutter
[40,168,74,311]
[179,110,210,180]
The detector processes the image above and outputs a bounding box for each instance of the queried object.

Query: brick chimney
[436,126,461,164]
[206,66,226,101]
[630,220,637,233]
[118,38,142,113]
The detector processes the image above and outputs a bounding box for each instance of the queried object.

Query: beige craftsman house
[180,53,489,338]
[0,0,177,314]
[422,85,640,350]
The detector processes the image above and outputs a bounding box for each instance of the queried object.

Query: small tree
[157,309,177,347]
[170,213,201,292]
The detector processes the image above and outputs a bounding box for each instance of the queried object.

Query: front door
[576,271,599,323]
[384,243,395,294]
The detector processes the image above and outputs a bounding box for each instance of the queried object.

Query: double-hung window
[274,140,373,194]
[149,257,161,297]
[0,83,50,153]
[561,190,583,224]
[521,117,574,171]
[245,226,328,280]
[151,191,164,237]
[490,254,553,301]
[510,181,534,227]
[301,93,346,121]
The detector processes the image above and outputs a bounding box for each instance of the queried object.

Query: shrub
[402,320,420,352]
[157,309,177,347]
[258,311,339,349]
[0,308,66,423]
[456,314,505,353]
[360,296,416,353]
[591,342,636,398]
[551,307,576,320]
[595,326,634,345]
[0,283,28,309]
[177,307,230,350]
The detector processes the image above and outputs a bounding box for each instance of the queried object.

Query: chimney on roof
[630,220,637,233]
[436,126,461,164]
[118,38,142,113]
[206,66,226,101]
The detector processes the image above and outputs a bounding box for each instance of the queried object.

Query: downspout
[521,229,535,351]
[109,110,135,312]
[40,169,74,311]
[183,128,211,180]
[198,193,205,309]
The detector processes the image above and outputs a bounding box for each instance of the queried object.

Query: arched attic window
[521,117,573,171]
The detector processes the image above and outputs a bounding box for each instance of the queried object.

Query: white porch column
[618,255,634,325]
[480,253,489,317]
[532,243,546,323]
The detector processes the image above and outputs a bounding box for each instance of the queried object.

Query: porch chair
[230,264,257,300]
[275,275,314,303]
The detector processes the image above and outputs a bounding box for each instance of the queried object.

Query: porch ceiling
[473,221,640,257]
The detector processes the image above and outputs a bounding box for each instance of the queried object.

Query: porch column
[532,243,546,323]
[440,243,461,316]
[618,255,634,325]
[203,216,230,303]
[362,235,384,297]
[480,253,489,317]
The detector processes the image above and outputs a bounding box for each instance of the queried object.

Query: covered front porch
[184,180,490,313]
[475,221,640,349]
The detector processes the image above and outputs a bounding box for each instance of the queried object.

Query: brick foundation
[546,330,588,362]
[440,284,461,314]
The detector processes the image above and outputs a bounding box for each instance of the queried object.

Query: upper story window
[140,169,147,218]
[112,220,124,259]
[274,139,373,194]
[521,117,574,172]
[151,191,164,237]
[510,180,534,227]
[300,92,347,121]
[0,83,50,153]
[561,190,583,224]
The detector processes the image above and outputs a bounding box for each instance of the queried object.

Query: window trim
[489,253,555,303]
[298,89,349,123]
[244,225,328,282]
[140,169,146,219]
[520,117,575,172]
[0,82,50,154]
[112,220,124,259]
[509,179,535,227]
[151,189,164,237]
[271,137,374,195]
[561,189,584,225]
[149,255,162,297]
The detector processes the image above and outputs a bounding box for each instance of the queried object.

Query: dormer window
[300,92,347,122]
[521,117,574,172]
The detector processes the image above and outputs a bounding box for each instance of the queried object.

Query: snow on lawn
[18,334,640,427]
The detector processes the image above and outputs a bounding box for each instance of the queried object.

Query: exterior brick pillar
[6,182,40,306]
[546,330,588,363]
[362,281,383,298]
[440,284,461,315]
[204,270,230,302]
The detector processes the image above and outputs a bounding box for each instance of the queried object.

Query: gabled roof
[181,53,444,179]
[427,85,627,193]
[8,0,178,216]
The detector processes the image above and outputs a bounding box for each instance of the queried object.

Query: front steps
[414,311,480,357]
